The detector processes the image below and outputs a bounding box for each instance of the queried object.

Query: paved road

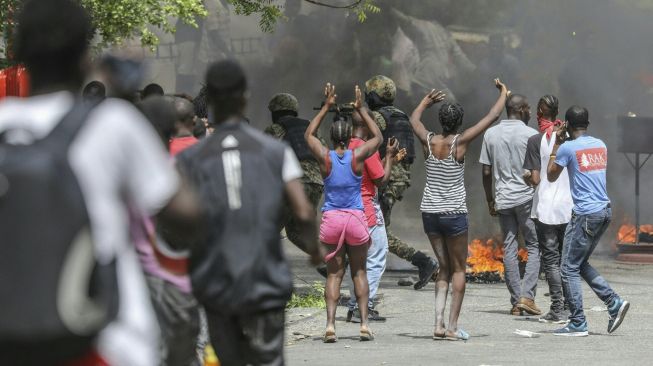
[283,241,653,366]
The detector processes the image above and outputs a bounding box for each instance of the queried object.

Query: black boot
[411,251,439,290]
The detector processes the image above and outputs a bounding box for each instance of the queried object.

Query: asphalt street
[283,241,653,366]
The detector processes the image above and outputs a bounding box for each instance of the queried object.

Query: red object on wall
[0,65,30,99]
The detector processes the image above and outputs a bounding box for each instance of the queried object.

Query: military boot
[411,251,439,290]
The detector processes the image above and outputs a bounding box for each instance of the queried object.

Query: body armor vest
[277,116,315,161]
[377,106,415,164]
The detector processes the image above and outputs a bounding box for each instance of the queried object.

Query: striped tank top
[420,133,467,214]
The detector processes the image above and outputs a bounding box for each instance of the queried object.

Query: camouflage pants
[381,178,417,262]
[282,183,323,254]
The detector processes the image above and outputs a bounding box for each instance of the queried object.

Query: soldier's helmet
[365,75,396,103]
[268,93,299,113]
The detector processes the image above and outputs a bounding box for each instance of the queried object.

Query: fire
[467,239,528,274]
[617,224,653,243]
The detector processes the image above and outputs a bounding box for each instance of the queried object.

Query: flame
[617,224,653,243]
[467,239,528,274]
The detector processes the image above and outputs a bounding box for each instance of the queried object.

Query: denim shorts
[421,212,469,237]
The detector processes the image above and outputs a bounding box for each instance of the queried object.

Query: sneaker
[346,309,360,323]
[607,298,630,334]
[517,297,543,316]
[553,321,589,337]
[368,309,387,322]
[539,310,568,324]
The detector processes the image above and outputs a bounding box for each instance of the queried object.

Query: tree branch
[302,0,363,9]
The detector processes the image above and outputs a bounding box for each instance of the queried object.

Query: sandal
[433,330,446,340]
[445,329,470,341]
[323,329,337,343]
[359,328,374,341]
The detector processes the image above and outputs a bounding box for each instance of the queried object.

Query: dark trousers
[535,220,567,312]
[206,308,285,366]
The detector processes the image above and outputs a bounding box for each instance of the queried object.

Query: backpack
[0,102,118,362]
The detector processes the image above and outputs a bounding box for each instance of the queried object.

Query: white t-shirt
[282,146,303,183]
[0,92,179,366]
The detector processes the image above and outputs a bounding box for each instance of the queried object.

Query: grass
[286,281,326,309]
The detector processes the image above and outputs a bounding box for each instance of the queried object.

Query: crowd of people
[0,0,631,365]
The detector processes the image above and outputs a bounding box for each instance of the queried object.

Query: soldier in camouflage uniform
[265,93,324,254]
[364,75,439,290]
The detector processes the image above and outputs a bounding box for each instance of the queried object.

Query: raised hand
[495,78,510,97]
[386,136,399,156]
[324,83,337,107]
[353,85,363,109]
[420,89,446,109]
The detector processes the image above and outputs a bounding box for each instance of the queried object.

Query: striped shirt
[420,133,467,214]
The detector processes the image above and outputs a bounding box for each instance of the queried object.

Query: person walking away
[169,97,200,156]
[411,79,508,340]
[176,60,321,365]
[0,1,202,365]
[345,111,407,323]
[547,106,629,336]
[364,75,439,290]
[480,93,542,316]
[265,93,325,255]
[523,95,573,324]
[305,83,383,342]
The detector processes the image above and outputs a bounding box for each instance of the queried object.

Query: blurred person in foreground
[176,59,321,366]
[522,95,572,324]
[480,93,541,317]
[411,79,508,340]
[0,1,202,365]
[305,83,382,342]
[169,97,200,156]
[364,75,439,290]
[547,106,629,337]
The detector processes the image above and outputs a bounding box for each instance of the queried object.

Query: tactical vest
[277,116,315,161]
[377,106,415,164]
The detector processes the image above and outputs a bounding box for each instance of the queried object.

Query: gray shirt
[479,119,538,210]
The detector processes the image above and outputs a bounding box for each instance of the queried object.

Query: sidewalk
[284,241,653,366]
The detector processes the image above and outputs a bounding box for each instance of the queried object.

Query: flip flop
[323,330,337,343]
[433,331,446,340]
[445,329,470,341]
[360,328,374,341]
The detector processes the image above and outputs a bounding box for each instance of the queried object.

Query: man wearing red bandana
[523,95,573,324]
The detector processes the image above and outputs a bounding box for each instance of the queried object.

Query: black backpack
[0,102,118,363]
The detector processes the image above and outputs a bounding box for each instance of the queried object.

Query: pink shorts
[320,209,370,262]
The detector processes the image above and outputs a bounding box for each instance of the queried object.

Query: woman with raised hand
[410,79,509,341]
[305,83,383,343]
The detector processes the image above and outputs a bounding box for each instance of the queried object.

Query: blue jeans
[561,206,617,325]
[347,224,388,310]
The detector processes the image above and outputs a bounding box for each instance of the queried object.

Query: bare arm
[547,128,568,182]
[285,179,322,265]
[525,169,541,187]
[373,138,406,188]
[458,79,508,147]
[482,164,497,216]
[305,83,336,175]
[352,85,383,165]
[410,89,447,146]
[156,173,205,250]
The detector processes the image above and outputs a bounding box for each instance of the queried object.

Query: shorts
[421,212,469,237]
[320,209,370,261]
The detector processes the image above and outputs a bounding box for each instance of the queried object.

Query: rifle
[313,103,355,122]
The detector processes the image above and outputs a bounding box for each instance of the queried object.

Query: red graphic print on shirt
[576,147,607,172]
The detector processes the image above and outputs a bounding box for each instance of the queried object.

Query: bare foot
[323,325,337,343]
[433,325,446,339]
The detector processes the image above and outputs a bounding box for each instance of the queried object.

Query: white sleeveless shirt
[531,133,573,225]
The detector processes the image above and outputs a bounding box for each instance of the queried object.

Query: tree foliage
[0,0,378,53]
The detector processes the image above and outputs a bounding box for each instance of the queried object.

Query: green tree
[1,0,378,59]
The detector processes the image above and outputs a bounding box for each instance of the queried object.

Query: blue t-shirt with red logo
[555,135,610,215]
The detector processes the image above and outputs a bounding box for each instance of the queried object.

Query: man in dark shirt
[177,60,320,365]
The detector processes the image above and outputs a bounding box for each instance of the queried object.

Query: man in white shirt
[0,1,201,364]
[523,95,573,324]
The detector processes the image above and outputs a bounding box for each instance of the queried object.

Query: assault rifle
[313,103,356,122]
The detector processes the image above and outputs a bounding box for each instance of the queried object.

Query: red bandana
[538,117,563,139]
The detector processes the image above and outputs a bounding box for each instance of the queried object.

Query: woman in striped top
[410,79,508,340]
